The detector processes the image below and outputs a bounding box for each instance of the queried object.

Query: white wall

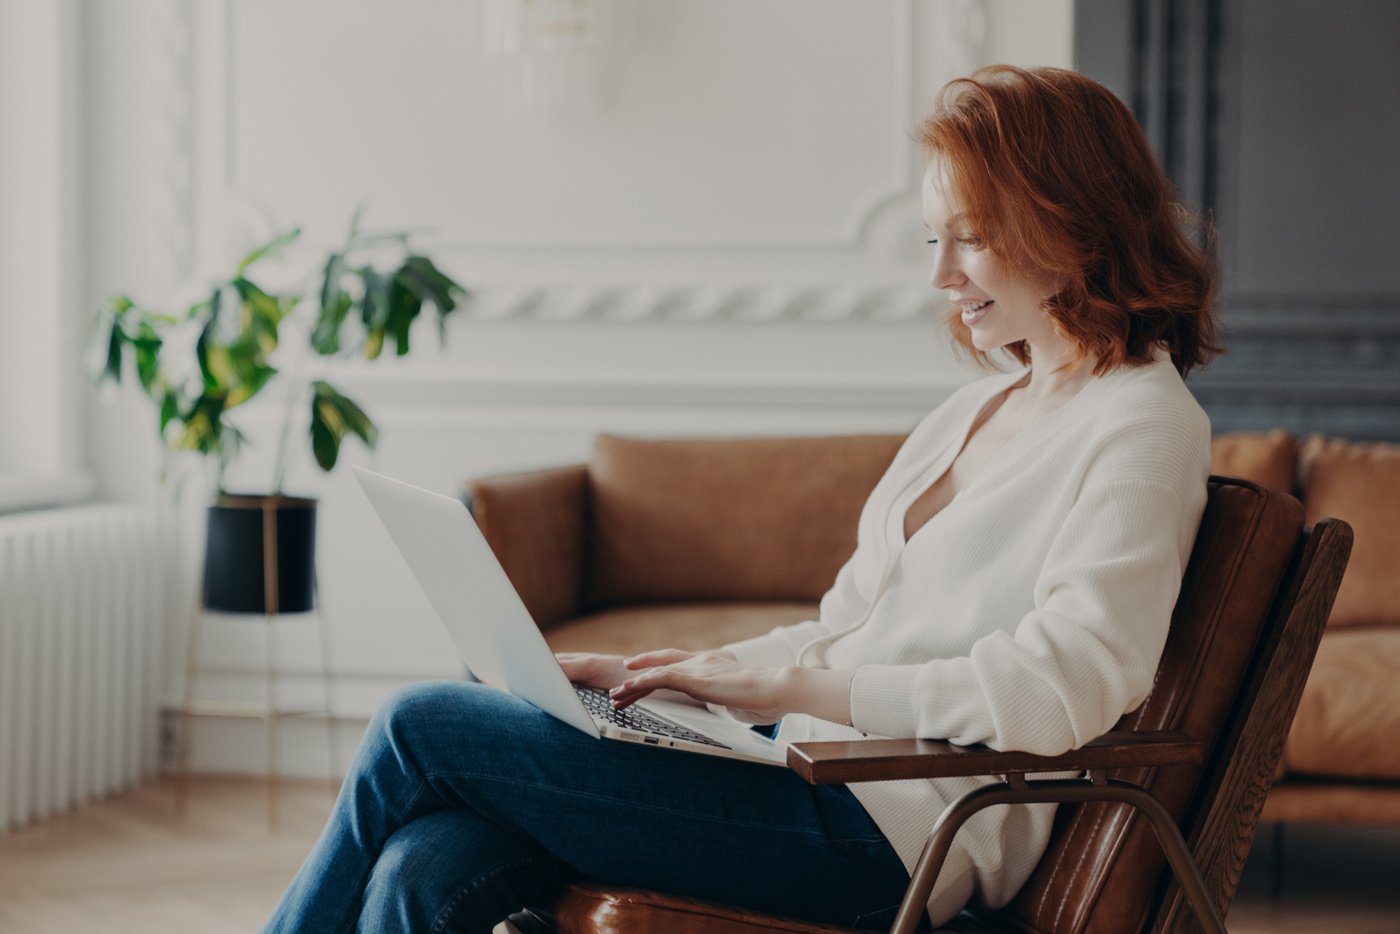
[77,0,1074,775]
[0,0,92,508]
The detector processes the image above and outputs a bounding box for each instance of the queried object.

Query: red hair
[917,65,1221,376]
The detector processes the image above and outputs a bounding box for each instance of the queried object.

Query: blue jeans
[263,680,917,933]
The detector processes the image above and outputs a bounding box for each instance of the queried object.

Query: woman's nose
[930,245,965,291]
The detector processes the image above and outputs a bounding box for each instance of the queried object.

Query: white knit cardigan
[723,350,1211,924]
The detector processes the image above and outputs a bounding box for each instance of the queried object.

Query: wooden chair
[521,477,1353,933]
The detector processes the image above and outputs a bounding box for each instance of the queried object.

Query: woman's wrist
[778,665,857,727]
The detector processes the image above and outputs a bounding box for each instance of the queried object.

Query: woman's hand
[555,653,631,692]
[610,649,795,725]
[614,650,859,727]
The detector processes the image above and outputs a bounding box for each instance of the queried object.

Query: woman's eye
[956,235,983,248]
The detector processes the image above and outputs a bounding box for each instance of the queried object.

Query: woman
[265,65,1219,932]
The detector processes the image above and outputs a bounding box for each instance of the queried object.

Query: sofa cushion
[1283,627,1400,781]
[541,603,817,658]
[1261,782,1400,825]
[585,434,903,606]
[1300,435,1400,627]
[1210,430,1297,493]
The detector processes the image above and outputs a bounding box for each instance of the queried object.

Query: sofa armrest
[786,730,1201,785]
[468,465,589,632]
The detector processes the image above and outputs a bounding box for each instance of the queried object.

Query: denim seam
[428,853,544,934]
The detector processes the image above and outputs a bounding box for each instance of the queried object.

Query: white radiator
[0,505,165,833]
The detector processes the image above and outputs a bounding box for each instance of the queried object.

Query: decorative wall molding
[178,0,956,265]
[313,370,956,417]
[459,280,943,324]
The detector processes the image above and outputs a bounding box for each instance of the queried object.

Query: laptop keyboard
[575,687,729,749]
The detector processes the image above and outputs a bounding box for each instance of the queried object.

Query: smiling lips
[960,299,993,326]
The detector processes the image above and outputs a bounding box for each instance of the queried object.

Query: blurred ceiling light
[483,0,636,117]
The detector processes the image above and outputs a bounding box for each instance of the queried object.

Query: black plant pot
[203,495,317,614]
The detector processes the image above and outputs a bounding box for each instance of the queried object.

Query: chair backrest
[972,477,1346,934]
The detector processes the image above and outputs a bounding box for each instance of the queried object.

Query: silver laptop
[352,467,786,766]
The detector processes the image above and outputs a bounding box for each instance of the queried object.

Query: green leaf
[225,361,277,408]
[204,344,240,390]
[101,317,125,384]
[310,404,337,471]
[386,275,422,356]
[312,291,353,355]
[233,276,286,353]
[235,228,301,275]
[329,388,377,446]
[308,381,378,472]
[364,331,384,360]
[195,288,223,390]
[159,390,179,434]
[132,329,163,392]
[94,296,137,384]
[176,395,226,456]
[318,252,344,312]
[359,268,392,360]
[313,252,352,355]
[398,255,464,314]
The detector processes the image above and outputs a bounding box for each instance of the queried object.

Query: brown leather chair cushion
[584,434,903,607]
[1284,627,1400,780]
[1210,430,1297,494]
[544,883,862,934]
[1300,435,1400,627]
[542,603,816,657]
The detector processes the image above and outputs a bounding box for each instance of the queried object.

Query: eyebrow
[923,213,969,232]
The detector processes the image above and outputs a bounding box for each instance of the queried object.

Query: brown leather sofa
[468,429,1400,833]
[1211,431,1400,829]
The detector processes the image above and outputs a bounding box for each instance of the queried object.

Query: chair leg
[889,777,1228,934]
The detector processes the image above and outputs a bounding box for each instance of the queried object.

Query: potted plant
[94,214,466,613]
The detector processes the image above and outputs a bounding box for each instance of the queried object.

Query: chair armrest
[786,730,1201,785]
[468,465,589,631]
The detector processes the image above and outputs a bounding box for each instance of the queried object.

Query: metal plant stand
[174,497,339,828]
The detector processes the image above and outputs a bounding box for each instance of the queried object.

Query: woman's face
[921,162,1061,355]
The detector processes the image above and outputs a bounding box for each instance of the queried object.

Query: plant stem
[270,378,301,496]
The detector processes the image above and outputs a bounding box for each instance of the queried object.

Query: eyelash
[927,237,984,248]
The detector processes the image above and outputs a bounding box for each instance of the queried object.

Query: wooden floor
[1,776,1397,933]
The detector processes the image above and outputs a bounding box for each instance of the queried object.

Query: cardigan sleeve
[847,421,1209,753]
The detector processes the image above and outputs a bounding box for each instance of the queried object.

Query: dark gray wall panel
[1232,0,1400,295]
[1076,0,1400,442]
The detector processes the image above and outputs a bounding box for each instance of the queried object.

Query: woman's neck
[1012,340,1099,409]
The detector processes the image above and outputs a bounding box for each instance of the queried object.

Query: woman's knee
[371,681,489,741]
[365,680,542,767]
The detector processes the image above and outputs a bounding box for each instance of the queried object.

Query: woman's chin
[967,330,1004,353]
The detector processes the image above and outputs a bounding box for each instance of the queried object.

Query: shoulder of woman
[1093,357,1208,432]
[1074,361,1211,472]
